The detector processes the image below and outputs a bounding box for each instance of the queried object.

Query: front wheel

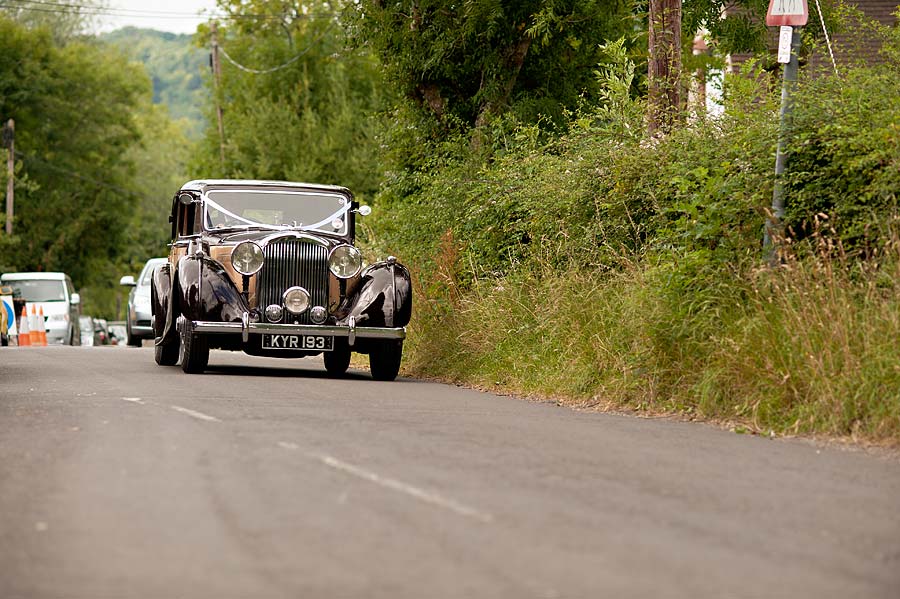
[180,330,209,374]
[324,339,351,377]
[369,340,403,381]
[155,337,180,366]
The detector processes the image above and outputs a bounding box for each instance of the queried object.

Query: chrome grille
[258,238,329,324]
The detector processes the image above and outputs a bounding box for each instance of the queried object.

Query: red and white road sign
[766,0,809,27]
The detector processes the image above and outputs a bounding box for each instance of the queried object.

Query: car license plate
[262,334,333,351]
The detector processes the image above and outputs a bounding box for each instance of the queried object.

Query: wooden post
[211,22,226,170]
[4,118,13,236]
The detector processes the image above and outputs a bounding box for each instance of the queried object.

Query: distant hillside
[100,27,208,135]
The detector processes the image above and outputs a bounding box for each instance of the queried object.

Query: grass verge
[401,237,900,447]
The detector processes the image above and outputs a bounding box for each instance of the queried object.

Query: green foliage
[100,27,208,136]
[374,18,900,443]
[0,16,191,318]
[193,0,386,199]
[344,0,634,168]
[783,65,900,250]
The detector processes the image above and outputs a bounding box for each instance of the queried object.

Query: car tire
[180,330,209,374]
[1,333,7,347]
[154,337,180,366]
[126,321,141,347]
[324,339,351,377]
[368,340,403,381]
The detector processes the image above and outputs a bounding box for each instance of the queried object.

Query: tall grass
[403,230,900,445]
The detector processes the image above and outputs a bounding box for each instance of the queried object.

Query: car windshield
[5,280,66,302]
[203,189,349,235]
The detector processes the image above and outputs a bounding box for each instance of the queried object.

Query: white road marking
[285,446,492,523]
[171,405,221,422]
[278,441,300,450]
[122,397,143,404]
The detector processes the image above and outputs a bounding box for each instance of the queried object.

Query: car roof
[1,272,68,281]
[143,258,168,266]
[179,179,352,196]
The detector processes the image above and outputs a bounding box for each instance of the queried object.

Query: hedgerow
[363,26,900,444]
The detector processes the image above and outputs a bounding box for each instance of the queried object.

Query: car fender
[151,262,175,344]
[175,253,249,325]
[336,259,412,328]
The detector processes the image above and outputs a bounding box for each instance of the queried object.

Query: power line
[1,0,338,22]
[219,27,334,74]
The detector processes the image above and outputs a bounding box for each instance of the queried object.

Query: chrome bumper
[180,315,405,346]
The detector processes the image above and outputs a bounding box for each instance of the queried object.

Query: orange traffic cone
[38,307,48,346]
[18,306,31,346]
[29,305,39,345]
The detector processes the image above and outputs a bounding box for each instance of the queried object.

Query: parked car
[79,315,97,346]
[120,258,167,347]
[0,272,81,345]
[151,179,411,378]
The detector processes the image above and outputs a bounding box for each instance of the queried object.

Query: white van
[0,272,81,345]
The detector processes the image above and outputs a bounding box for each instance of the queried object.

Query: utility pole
[3,119,13,236]
[210,21,226,171]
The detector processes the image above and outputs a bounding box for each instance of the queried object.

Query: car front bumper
[45,323,69,344]
[132,304,154,338]
[178,315,405,347]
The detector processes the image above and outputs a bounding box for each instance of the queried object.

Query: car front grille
[257,238,329,324]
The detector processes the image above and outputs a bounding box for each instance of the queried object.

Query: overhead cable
[219,28,333,75]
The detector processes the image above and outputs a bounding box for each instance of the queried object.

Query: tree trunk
[647,0,682,135]
[475,34,532,130]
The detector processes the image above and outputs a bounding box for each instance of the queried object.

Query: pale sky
[96,0,220,35]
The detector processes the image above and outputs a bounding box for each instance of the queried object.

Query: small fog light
[283,287,310,315]
[265,304,283,322]
[309,306,327,324]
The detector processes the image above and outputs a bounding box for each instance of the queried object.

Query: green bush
[367,29,900,445]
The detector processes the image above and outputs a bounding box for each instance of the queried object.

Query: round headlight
[283,287,310,315]
[231,241,264,275]
[328,245,362,279]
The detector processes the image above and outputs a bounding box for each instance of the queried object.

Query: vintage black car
[150,180,411,379]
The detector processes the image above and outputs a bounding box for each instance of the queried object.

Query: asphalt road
[1,345,898,598]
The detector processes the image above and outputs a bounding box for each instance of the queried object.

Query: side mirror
[178,192,195,206]
[70,292,80,305]
[356,205,372,216]
[119,275,136,287]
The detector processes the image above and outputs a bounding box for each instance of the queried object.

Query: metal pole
[211,22,226,171]
[4,118,13,236]
[764,27,802,262]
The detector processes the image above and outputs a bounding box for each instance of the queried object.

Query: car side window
[175,200,198,238]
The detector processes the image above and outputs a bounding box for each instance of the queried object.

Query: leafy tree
[0,0,101,44]
[193,0,387,199]
[0,15,157,316]
[344,0,634,137]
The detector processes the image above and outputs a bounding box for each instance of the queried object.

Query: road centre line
[171,405,221,422]
[122,397,144,404]
[278,442,492,523]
